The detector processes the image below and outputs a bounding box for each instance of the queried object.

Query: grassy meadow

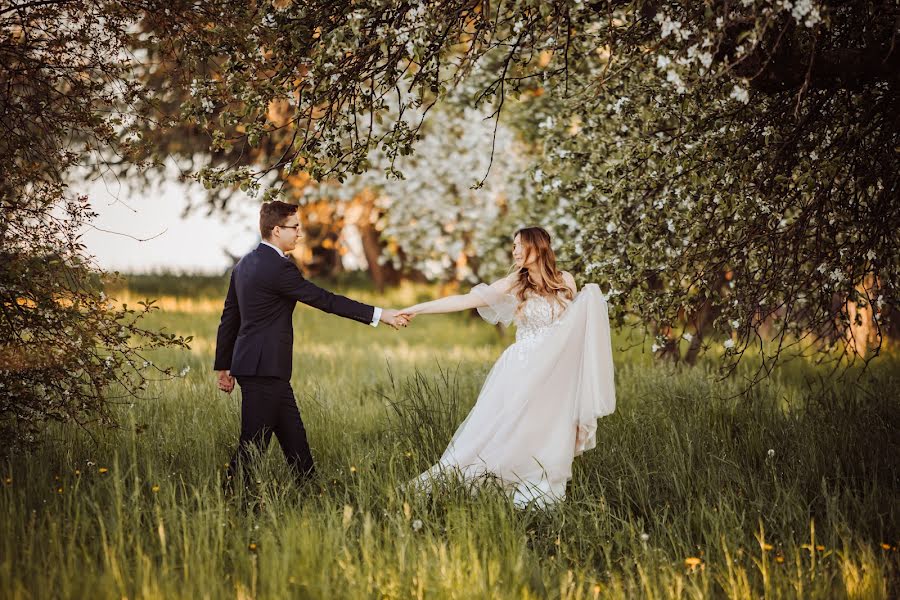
[1,275,898,599]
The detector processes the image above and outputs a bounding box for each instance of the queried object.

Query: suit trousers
[227,375,316,486]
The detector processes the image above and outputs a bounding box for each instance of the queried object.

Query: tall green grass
[1,280,897,599]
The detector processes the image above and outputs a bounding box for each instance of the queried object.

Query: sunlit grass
[1,278,898,599]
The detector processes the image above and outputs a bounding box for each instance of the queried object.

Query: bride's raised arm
[401,274,517,321]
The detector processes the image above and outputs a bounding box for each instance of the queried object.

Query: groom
[214,200,410,490]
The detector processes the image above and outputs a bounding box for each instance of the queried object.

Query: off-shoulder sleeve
[470,281,517,327]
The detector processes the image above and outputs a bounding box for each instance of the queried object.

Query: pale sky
[79,171,263,274]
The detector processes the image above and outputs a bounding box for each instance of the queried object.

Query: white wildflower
[723,339,735,349]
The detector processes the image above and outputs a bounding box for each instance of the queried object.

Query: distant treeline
[105,269,381,298]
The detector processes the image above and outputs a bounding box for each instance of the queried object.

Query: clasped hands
[379,308,417,330]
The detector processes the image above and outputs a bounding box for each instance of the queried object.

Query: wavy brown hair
[512,227,574,310]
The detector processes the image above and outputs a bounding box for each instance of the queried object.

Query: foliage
[0,1,191,449]
[164,0,898,376]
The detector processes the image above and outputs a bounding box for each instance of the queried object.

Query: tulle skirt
[409,284,616,508]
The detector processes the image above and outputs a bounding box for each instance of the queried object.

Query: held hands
[216,369,235,394]
[380,308,416,330]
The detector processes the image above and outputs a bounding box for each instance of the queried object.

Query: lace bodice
[514,293,571,344]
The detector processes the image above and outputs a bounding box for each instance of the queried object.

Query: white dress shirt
[261,240,381,326]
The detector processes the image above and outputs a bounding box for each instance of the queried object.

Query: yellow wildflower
[881,543,891,550]
[684,557,702,568]
[761,543,773,551]
[98,467,109,474]
[151,485,160,493]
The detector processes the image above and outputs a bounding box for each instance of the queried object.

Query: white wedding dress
[410,282,616,507]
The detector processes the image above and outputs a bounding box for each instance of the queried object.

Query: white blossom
[729,85,750,104]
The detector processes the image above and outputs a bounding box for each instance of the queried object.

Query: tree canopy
[158,0,897,378]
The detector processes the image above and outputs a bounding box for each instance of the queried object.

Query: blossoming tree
[164,0,896,379]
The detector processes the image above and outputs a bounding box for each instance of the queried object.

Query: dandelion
[349,465,357,473]
[592,584,602,598]
[412,519,423,532]
[248,542,258,552]
[56,486,64,494]
[801,544,826,552]
[775,555,785,563]
[74,470,81,476]
[684,557,702,568]
[151,485,160,493]
[761,543,773,551]
[881,543,892,550]
[98,467,109,474]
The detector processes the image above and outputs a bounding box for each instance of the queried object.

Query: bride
[400,226,616,507]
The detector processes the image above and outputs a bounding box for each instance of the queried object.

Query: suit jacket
[214,243,375,381]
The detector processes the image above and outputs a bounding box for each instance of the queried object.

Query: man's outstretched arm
[277,262,409,328]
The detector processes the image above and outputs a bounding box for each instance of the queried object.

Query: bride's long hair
[511,227,574,310]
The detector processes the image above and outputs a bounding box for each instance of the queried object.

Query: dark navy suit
[214,243,375,485]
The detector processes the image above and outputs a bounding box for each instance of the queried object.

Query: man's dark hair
[259,201,298,239]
